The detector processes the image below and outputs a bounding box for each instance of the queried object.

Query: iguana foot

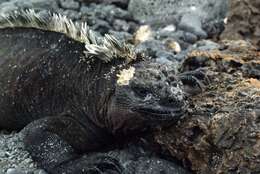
[21,113,113,173]
[52,154,123,174]
[178,68,210,95]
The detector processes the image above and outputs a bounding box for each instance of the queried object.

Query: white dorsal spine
[0,9,136,63]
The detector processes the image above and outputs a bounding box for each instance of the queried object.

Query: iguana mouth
[133,106,185,120]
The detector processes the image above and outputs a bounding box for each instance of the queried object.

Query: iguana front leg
[178,68,210,95]
[21,113,120,174]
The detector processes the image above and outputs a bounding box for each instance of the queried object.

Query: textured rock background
[156,41,260,173]
[0,0,259,173]
[128,0,227,24]
[220,0,260,48]
[0,131,44,174]
[128,0,228,37]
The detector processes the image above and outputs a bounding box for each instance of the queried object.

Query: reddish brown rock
[155,40,260,174]
[220,0,260,48]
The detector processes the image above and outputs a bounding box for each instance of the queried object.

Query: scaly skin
[0,27,189,173]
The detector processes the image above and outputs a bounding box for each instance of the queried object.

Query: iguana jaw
[131,104,186,121]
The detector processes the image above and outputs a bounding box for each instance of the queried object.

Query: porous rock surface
[0,0,58,14]
[0,131,42,174]
[220,0,260,48]
[78,0,129,9]
[128,0,228,31]
[155,40,260,173]
[0,0,136,36]
[129,0,229,58]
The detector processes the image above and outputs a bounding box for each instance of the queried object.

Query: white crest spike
[0,9,137,63]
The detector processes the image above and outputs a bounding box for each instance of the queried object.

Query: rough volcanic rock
[0,0,58,14]
[66,140,191,174]
[78,0,129,9]
[129,0,228,52]
[155,40,260,174]
[220,0,260,48]
[59,0,80,10]
[80,3,136,35]
[0,0,136,35]
[178,14,207,39]
[128,0,228,37]
[0,131,43,174]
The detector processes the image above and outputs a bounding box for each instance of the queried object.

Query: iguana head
[107,61,187,134]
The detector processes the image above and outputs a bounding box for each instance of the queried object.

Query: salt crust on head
[0,9,136,63]
[116,66,136,86]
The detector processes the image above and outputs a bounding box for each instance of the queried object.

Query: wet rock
[127,21,139,33]
[58,9,82,20]
[0,0,58,13]
[156,30,198,47]
[128,0,227,25]
[156,26,178,40]
[113,19,130,32]
[178,14,207,39]
[6,168,26,174]
[80,5,104,20]
[203,19,225,39]
[242,62,260,79]
[80,142,191,174]
[80,3,135,33]
[170,40,220,62]
[0,131,40,173]
[59,0,79,10]
[91,19,112,35]
[220,0,260,48]
[135,40,166,58]
[104,5,132,22]
[128,0,227,43]
[109,30,133,43]
[89,3,131,21]
[182,32,199,44]
[133,157,190,174]
[160,25,176,33]
[33,169,47,174]
[105,0,130,9]
[191,40,220,51]
[78,0,129,9]
[172,51,189,62]
[155,51,177,65]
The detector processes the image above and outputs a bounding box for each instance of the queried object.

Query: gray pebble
[59,0,79,10]
[59,9,82,20]
[109,31,133,42]
[182,32,198,44]
[92,19,112,35]
[113,19,130,32]
[0,0,58,14]
[178,14,207,39]
[33,169,48,174]
[135,40,166,58]
[156,51,175,61]
[192,40,220,51]
[6,168,24,174]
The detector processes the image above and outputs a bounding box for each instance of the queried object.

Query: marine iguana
[0,9,189,173]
